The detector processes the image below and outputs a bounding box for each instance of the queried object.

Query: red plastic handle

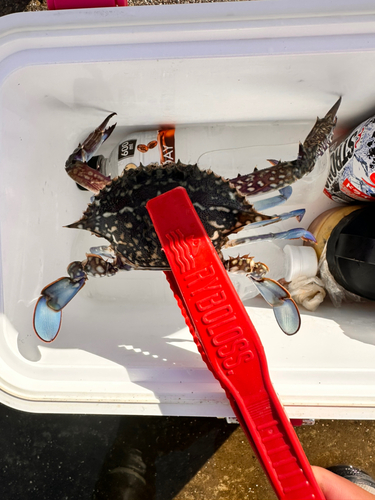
[47,0,127,9]
[147,187,325,500]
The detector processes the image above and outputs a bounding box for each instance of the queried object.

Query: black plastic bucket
[326,206,375,300]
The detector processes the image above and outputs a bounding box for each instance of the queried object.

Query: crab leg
[225,228,316,249]
[65,113,117,194]
[252,186,292,212]
[33,256,118,342]
[230,97,341,196]
[224,256,300,335]
[248,208,305,230]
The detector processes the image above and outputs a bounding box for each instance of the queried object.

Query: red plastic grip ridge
[146,187,325,500]
[47,0,127,9]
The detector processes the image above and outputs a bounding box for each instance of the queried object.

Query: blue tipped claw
[33,263,87,342]
[33,277,86,342]
[225,256,301,335]
[33,256,119,342]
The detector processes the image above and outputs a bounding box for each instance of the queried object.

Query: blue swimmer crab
[33,98,341,342]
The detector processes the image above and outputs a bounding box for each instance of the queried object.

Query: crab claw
[65,113,117,193]
[250,277,301,335]
[33,276,86,342]
[224,255,300,334]
[33,262,87,342]
[33,257,119,342]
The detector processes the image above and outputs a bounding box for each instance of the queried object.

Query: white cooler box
[1,0,375,418]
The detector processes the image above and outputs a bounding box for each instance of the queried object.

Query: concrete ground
[1,1,374,499]
[173,420,375,499]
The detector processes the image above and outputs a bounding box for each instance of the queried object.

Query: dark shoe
[328,465,375,495]
[93,448,151,500]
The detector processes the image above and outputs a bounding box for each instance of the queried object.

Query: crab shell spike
[267,159,280,166]
[33,296,62,342]
[250,277,301,335]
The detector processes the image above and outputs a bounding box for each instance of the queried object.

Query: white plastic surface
[1,1,375,418]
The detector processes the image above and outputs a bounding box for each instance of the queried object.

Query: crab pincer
[65,112,117,194]
[33,262,87,342]
[224,256,301,335]
[33,256,117,342]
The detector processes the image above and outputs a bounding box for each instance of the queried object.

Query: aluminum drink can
[325,116,375,203]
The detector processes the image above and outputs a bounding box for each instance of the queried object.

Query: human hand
[313,466,375,500]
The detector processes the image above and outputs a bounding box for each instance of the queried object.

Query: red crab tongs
[147,187,325,500]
